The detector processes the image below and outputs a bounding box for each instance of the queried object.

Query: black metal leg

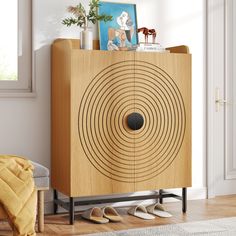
[69,197,75,225]
[159,189,163,204]
[182,187,187,213]
[53,189,58,214]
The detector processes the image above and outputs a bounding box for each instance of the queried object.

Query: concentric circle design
[78,61,186,183]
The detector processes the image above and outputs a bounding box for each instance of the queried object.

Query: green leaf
[62,17,79,27]
[62,0,113,27]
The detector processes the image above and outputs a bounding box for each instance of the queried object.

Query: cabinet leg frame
[69,197,75,225]
[53,189,58,214]
[182,187,187,213]
[159,189,163,204]
[53,188,188,224]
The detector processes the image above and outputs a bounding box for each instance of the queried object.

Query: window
[0,0,32,93]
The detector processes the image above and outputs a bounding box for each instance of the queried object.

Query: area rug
[84,217,236,236]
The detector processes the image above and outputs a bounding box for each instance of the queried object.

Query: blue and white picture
[98,2,138,51]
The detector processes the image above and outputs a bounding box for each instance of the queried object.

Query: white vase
[80,28,93,50]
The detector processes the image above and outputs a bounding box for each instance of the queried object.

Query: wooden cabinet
[51,39,191,198]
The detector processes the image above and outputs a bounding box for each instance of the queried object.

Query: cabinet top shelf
[53,39,190,54]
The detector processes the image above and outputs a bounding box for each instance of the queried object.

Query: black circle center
[127,112,144,131]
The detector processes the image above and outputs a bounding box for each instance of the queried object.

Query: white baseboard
[44,187,207,215]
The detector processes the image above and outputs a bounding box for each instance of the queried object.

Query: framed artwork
[98,2,138,51]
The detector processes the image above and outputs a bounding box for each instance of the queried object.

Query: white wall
[0,0,206,205]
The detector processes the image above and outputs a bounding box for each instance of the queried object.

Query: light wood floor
[0,195,236,235]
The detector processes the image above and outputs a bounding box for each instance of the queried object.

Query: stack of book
[136,43,169,53]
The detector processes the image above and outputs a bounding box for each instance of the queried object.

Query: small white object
[80,29,93,50]
[107,40,119,51]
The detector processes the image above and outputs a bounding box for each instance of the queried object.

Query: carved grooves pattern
[78,61,186,183]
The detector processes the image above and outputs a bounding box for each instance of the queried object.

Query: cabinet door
[71,50,137,196]
[70,50,191,197]
[134,52,192,191]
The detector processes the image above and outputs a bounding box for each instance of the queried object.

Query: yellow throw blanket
[0,155,37,236]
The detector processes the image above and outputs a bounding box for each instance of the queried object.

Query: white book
[136,48,170,53]
[137,43,165,51]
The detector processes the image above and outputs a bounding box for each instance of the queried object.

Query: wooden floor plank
[0,195,236,235]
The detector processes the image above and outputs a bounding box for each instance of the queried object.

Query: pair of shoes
[82,206,122,224]
[128,203,172,220]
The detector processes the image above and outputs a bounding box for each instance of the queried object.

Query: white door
[207,0,236,197]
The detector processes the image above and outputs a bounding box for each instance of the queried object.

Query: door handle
[215,99,228,105]
[215,87,230,112]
